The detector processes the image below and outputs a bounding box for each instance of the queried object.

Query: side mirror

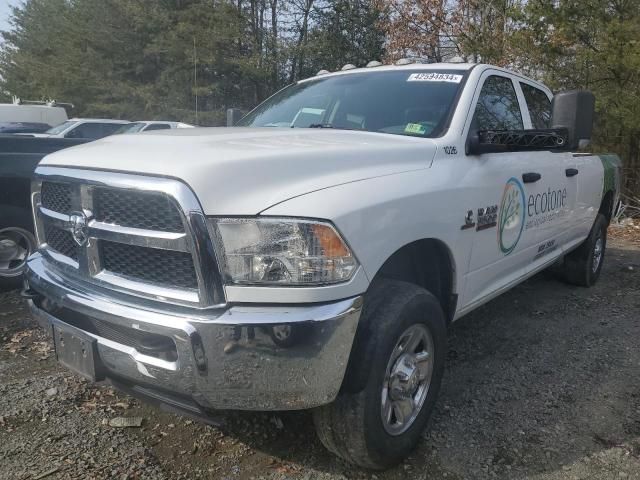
[226,108,244,127]
[551,90,594,150]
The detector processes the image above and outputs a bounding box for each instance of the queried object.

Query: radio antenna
[193,37,198,124]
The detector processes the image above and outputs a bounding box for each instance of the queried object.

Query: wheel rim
[381,324,434,436]
[592,235,603,273]
[0,229,35,278]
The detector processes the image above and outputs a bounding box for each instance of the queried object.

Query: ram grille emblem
[69,211,89,246]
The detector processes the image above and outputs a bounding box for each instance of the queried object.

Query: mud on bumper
[25,254,362,412]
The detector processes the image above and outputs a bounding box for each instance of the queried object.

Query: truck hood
[40,127,435,215]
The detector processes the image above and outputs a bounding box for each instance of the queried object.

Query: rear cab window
[520,83,552,129]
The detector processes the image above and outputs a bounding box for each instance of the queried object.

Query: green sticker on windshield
[404,123,426,135]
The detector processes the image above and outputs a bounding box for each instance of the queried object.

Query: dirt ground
[1,236,640,480]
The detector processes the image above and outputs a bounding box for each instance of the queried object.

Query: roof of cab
[67,118,130,123]
[132,120,195,128]
[298,62,550,96]
[299,62,478,83]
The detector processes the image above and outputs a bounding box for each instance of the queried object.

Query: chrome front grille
[32,167,224,307]
[94,188,184,232]
[41,181,72,214]
[44,224,79,261]
[101,241,198,289]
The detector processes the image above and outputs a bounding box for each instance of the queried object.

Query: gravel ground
[1,237,640,480]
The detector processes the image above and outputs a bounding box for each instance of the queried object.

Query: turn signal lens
[311,224,350,257]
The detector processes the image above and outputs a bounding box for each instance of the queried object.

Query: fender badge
[460,210,476,230]
[477,205,498,231]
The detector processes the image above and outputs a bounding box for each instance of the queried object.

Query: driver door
[461,72,543,309]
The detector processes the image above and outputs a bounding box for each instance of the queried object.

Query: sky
[0,0,18,35]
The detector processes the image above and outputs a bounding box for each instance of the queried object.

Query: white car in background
[0,101,69,127]
[28,118,130,140]
[115,121,194,134]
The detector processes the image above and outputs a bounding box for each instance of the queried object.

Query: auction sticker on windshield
[407,73,463,83]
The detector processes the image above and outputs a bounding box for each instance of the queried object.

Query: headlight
[211,218,358,286]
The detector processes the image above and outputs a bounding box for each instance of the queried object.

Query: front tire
[312,280,447,470]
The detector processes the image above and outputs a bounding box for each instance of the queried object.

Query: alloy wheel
[381,323,434,436]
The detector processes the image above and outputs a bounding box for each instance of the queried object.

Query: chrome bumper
[25,253,362,411]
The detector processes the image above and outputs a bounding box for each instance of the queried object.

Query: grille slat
[95,188,184,232]
[44,225,78,261]
[41,182,72,214]
[101,241,198,289]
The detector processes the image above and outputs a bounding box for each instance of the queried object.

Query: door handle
[522,172,542,183]
[565,168,579,177]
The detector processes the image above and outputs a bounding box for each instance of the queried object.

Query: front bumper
[25,254,362,411]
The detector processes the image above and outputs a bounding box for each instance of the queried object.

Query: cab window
[472,75,523,131]
[65,122,103,139]
[46,120,77,135]
[520,83,552,129]
[144,123,171,131]
[100,123,124,137]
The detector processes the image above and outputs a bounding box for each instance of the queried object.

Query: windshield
[238,70,466,138]
[46,120,77,135]
[114,122,146,134]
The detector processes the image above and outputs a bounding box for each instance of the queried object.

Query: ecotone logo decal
[498,177,526,255]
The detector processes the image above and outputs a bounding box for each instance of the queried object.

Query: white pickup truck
[24,62,621,469]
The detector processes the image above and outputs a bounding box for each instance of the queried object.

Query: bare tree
[377,0,522,65]
[288,0,315,81]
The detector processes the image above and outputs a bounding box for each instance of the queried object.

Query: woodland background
[1,0,639,194]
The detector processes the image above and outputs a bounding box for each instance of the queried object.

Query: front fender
[261,169,464,299]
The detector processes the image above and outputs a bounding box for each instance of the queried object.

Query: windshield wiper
[308,123,365,131]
